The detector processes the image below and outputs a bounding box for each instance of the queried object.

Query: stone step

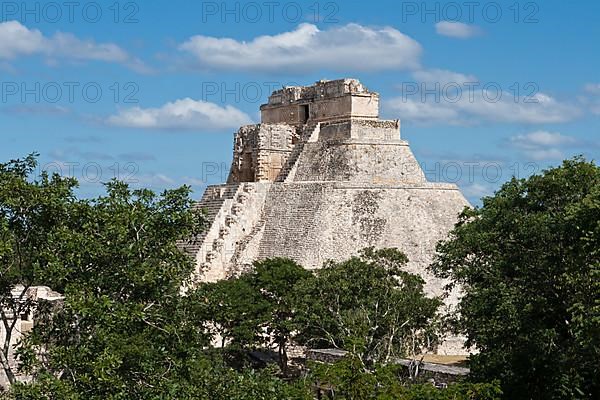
[275,142,305,182]
[177,183,241,257]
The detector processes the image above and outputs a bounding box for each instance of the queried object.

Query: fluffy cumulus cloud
[435,21,481,39]
[0,20,45,59]
[509,131,578,161]
[107,98,253,130]
[387,88,580,125]
[178,23,422,73]
[0,20,149,72]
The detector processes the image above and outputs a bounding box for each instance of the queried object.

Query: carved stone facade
[260,79,379,125]
[184,79,470,354]
[227,124,297,183]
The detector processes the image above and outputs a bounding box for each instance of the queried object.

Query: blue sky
[1,0,598,204]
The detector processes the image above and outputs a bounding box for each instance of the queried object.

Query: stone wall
[228,124,296,183]
[319,119,400,141]
[260,79,379,126]
[254,183,468,302]
[306,349,470,385]
[192,180,469,306]
[264,79,372,108]
[292,140,426,185]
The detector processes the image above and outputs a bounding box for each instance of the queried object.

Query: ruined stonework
[183,79,470,354]
[0,286,64,389]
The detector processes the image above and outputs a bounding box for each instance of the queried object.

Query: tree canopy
[433,157,600,399]
[295,248,442,365]
[0,154,80,385]
[4,153,575,400]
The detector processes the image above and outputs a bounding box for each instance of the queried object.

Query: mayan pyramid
[183,79,470,351]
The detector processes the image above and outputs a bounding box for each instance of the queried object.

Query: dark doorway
[301,104,310,123]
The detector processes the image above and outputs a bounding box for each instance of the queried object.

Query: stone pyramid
[183,79,470,352]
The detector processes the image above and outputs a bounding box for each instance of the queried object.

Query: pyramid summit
[183,79,469,351]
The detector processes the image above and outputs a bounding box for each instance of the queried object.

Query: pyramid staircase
[178,183,241,258]
[275,122,320,183]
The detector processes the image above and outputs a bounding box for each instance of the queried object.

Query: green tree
[296,248,442,365]
[199,258,311,374]
[432,158,600,399]
[244,258,313,374]
[0,154,78,385]
[195,277,269,349]
[10,361,313,400]
[5,157,209,398]
[0,155,314,399]
[308,355,502,400]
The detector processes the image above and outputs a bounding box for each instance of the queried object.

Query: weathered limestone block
[261,79,379,125]
[219,226,229,238]
[213,238,225,252]
[253,183,468,300]
[319,119,400,141]
[237,193,249,204]
[225,215,237,226]
[292,141,426,185]
[206,251,217,262]
[231,203,243,215]
[228,124,296,183]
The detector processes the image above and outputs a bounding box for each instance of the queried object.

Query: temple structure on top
[227,79,409,184]
[181,79,470,354]
[260,79,379,125]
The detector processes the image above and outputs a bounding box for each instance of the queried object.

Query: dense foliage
[197,258,312,373]
[310,355,501,400]
[7,155,595,399]
[0,154,79,385]
[294,248,442,364]
[197,249,441,372]
[3,155,460,399]
[0,155,309,398]
[433,158,600,399]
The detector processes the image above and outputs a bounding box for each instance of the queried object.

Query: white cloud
[509,131,578,161]
[582,83,600,115]
[387,90,580,125]
[584,83,600,95]
[179,23,422,73]
[435,21,481,39]
[522,148,564,161]
[126,173,176,188]
[1,104,70,115]
[510,131,577,148]
[181,176,205,186]
[388,99,460,122]
[107,98,253,130]
[152,174,175,185]
[411,68,477,86]
[0,21,45,59]
[0,20,149,73]
[391,68,580,125]
[462,182,494,200]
